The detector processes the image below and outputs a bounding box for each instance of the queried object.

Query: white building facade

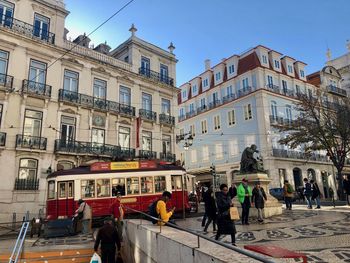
[0,0,178,221]
[177,45,347,198]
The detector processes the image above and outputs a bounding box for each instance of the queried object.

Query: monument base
[232,173,282,218]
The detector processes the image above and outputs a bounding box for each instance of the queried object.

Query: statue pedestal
[233,173,282,218]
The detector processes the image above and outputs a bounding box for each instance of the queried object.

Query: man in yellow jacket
[156,191,175,225]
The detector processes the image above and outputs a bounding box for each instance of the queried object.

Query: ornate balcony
[0,14,55,44]
[237,87,252,98]
[269,115,284,126]
[272,148,329,162]
[266,84,280,93]
[282,89,295,97]
[139,150,157,160]
[0,73,14,90]
[326,85,347,97]
[139,109,157,122]
[118,147,136,160]
[0,132,6,146]
[139,68,174,86]
[58,89,135,116]
[209,100,221,110]
[16,135,47,150]
[178,115,186,122]
[186,110,196,118]
[14,178,39,191]
[222,94,235,103]
[160,153,176,163]
[22,80,52,98]
[54,139,120,158]
[159,114,175,126]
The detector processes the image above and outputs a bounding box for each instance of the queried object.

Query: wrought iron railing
[160,152,176,163]
[266,84,280,93]
[0,14,55,44]
[269,115,284,125]
[222,93,235,103]
[119,147,136,159]
[22,80,52,97]
[0,132,6,146]
[272,148,329,162]
[14,178,39,191]
[58,89,135,116]
[139,109,157,122]
[139,150,157,160]
[326,85,347,96]
[16,135,47,150]
[0,72,14,89]
[237,86,252,98]
[139,67,174,86]
[159,114,175,126]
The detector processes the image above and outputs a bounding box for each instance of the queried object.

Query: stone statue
[240,144,265,173]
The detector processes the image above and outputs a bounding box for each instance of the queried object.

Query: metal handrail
[123,206,274,263]
[9,221,29,263]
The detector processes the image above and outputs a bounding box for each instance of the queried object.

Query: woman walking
[251,182,267,223]
[203,185,217,233]
[215,184,236,246]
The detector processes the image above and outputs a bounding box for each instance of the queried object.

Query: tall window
[91,128,105,145]
[296,85,301,95]
[244,104,252,120]
[216,144,223,159]
[119,86,131,105]
[29,60,46,84]
[226,85,233,96]
[212,92,219,103]
[215,72,221,81]
[63,70,78,92]
[189,124,195,137]
[202,78,209,88]
[200,98,206,109]
[242,78,249,89]
[190,149,197,163]
[142,92,152,111]
[93,78,106,99]
[214,115,221,130]
[271,101,277,118]
[300,70,305,78]
[179,108,184,118]
[267,75,273,86]
[202,146,209,161]
[274,60,280,69]
[182,89,187,100]
[201,120,207,134]
[142,131,152,151]
[228,109,235,126]
[161,98,170,115]
[160,64,168,81]
[230,139,239,156]
[33,13,50,40]
[228,64,235,74]
[287,65,293,73]
[308,89,313,98]
[60,116,75,145]
[192,84,197,95]
[162,134,171,154]
[0,0,14,27]
[18,158,38,180]
[285,105,292,122]
[0,50,9,78]
[23,110,42,137]
[141,56,150,72]
[282,80,287,93]
[189,103,195,113]
[262,55,267,64]
[118,126,130,148]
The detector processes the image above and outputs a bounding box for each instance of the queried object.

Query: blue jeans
[313,196,321,207]
[81,219,90,234]
[305,195,312,208]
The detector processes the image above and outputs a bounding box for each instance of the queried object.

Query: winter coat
[251,187,267,209]
[229,186,237,199]
[203,190,217,218]
[303,182,312,197]
[237,183,252,204]
[344,179,350,195]
[75,202,92,220]
[215,191,236,235]
[311,183,321,199]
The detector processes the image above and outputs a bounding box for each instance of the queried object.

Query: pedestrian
[237,178,252,225]
[94,218,121,263]
[201,186,208,227]
[251,182,267,223]
[343,175,350,206]
[156,191,176,225]
[310,179,321,209]
[303,178,313,209]
[203,185,217,233]
[229,183,237,200]
[283,180,294,210]
[110,192,125,241]
[215,184,236,246]
[74,199,92,234]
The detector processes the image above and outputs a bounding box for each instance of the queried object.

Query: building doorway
[321,171,330,199]
[293,167,302,189]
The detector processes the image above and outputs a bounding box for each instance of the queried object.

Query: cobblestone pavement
[177,204,350,262]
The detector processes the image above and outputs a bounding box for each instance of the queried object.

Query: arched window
[285,105,292,123]
[57,160,74,171]
[307,168,316,181]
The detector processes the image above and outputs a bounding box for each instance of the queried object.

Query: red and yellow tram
[46,160,190,220]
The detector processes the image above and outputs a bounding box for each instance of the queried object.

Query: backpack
[304,182,312,196]
[287,184,293,194]
[148,200,159,224]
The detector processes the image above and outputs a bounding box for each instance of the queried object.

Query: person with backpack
[310,179,321,209]
[74,199,92,234]
[149,191,175,225]
[303,178,313,209]
[283,180,294,210]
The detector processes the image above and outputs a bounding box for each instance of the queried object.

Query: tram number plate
[121,197,137,204]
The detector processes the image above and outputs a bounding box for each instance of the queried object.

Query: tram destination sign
[90,161,157,171]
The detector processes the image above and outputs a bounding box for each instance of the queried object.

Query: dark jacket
[229,186,237,199]
[251,187,267,209]
[311,182,321,199]
[215,191,236,235]
[94,222,121,251]
[303,182,312,197]
[344,179,350,195]
[203,189,217,218]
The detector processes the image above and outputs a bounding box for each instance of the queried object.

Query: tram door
[171,175,185,212]
[57,181,74,218]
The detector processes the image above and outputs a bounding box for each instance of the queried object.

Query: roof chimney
[205,59,211,71]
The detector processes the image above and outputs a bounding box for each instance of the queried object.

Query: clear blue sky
[64,0,350,86]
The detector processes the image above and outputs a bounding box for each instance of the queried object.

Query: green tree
[279,94,350,199]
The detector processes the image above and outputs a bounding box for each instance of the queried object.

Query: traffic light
[210,165,216,177]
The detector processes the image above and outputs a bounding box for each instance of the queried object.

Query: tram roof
[47,163,186,179]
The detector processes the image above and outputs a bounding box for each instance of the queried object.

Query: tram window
[81,180,95,198]
[48,181,55,199]
[127,177,139,195]
[97,179,110,198]
[68,182,74,198]
[154,176,166,193]
[112,178,125,196]
[141,176,154,194]
[171,176,182,190]
[58,182,66,198]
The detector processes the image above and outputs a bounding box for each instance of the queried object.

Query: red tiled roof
[306,72,321,86]
[237,52,261,75]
